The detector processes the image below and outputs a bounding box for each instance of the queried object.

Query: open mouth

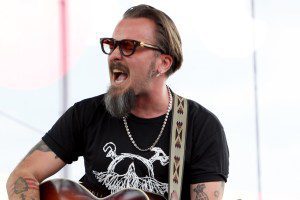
[112,69,128,85]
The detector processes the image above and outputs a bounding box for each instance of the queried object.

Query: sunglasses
[100,38,164,56]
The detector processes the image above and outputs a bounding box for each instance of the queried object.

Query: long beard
[104,59,157,118]
[104,86,136,118]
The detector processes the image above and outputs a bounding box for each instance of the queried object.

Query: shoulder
[75,94,105,107]
[72,94,106,112]
[186,98,223,133]
[68,94,108,124]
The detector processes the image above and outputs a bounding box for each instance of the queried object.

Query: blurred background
[1,0,300,199]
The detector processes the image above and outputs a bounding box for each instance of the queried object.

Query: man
[7,4,229,200]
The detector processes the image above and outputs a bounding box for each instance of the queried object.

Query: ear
[157,54,173,74]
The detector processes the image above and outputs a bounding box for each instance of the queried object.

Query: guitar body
[40,179,166,200]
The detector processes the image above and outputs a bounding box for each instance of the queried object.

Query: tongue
[115,73,127,83]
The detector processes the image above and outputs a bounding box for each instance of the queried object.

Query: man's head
[103,5,182,118]
[123,4,183,76]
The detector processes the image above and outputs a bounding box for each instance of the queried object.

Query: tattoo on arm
[214,191,219,198]
[193,184,209,200]
[213,182,225,199]
[192,182,225,200]
[11,177,39,193]
[24,140,58,160]
[9,177,39,199]
[28,140,51,154]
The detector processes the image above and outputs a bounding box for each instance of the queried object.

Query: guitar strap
[168,93,188,200]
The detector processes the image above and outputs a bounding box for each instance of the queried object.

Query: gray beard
[104,86,136,118]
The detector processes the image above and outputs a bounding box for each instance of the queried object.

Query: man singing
[7,4,229,200]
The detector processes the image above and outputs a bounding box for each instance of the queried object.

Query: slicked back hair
[123,4,183,76]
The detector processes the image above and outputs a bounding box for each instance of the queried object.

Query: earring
[156,72,161,77]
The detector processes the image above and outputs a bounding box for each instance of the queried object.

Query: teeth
[113,69,124,73]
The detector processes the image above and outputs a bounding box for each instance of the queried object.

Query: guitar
[40,178,166,200]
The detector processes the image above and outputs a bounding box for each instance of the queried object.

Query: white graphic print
[93,142,169,196]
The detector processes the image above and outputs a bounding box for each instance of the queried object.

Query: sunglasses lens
[102,39,115,54]
[120,40,135,56]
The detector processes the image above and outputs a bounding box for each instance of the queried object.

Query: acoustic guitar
[40,178,166,200]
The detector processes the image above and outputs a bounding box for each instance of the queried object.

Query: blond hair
[123,4,183,76]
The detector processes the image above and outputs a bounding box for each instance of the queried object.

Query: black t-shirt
[42,93,229,199]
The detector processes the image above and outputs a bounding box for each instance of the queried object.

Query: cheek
[128,54,158,80]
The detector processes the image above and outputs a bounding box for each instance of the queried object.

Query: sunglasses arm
[140,42,162,52]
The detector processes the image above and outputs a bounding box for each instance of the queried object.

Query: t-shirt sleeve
[42,103,84,164]
[189,109,229,184]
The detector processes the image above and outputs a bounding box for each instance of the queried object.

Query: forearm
[6,140,66,200]
[6,169,40,200]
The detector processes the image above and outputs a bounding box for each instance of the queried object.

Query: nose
[108,45,122,61]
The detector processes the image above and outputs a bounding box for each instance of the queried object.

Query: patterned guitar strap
[168,93,188,200]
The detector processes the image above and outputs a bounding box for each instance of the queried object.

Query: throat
[114,73,128,84]
[132,88,172,119]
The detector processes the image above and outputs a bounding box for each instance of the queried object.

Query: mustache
[109,61,129,74]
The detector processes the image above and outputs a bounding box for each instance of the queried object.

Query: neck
[131,84,170,119]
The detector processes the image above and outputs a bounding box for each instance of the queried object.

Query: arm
[6,140,66,200]
[190,181,225,200]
